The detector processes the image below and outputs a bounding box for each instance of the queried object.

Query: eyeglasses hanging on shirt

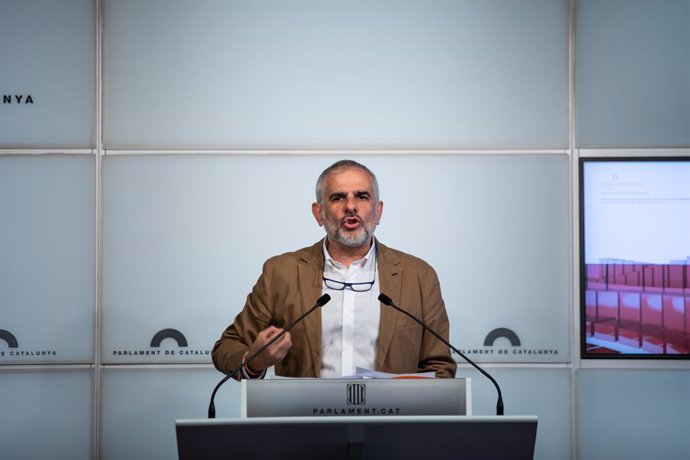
[322,276,375,292]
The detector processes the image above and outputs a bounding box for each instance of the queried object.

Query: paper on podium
[351,367,435,379]
[270,367,435,380]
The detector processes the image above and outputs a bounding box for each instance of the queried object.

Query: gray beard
[333,226,371,248]
[323,218,373,248]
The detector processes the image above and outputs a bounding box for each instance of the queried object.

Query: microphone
[378,293,504,416]
[208,293,332,418]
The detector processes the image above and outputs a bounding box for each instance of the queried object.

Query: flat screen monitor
[580,157,690,358]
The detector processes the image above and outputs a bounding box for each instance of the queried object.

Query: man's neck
[325,237,373,267]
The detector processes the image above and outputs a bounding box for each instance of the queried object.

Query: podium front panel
[241,378,470,417]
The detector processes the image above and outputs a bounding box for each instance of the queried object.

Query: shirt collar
[322,237,377,271]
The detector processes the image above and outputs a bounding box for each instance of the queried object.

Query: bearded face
[312,167,383,253]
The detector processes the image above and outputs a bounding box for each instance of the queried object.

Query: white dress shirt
[320,240,381,378]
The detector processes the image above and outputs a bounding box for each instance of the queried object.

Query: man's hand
[244,326,292,374]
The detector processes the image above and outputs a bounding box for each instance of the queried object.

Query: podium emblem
[346,383,366,406]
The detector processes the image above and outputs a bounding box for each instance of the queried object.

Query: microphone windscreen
[378,293,393,306]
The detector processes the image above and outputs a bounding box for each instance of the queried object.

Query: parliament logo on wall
[107,328,211,363]
[457,327,564,363]
[0,329,58,362]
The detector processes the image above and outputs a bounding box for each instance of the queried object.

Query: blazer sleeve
[416,264,457,378]
[211,260,275,379]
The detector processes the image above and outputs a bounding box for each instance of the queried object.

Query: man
[212,160,456,379]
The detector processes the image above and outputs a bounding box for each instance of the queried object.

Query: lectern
[177,379,538,460]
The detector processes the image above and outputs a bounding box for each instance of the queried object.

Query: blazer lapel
[375,242,403,370]
[297,242,326,377]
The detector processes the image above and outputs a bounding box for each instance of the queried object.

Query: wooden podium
[177,379,537,460]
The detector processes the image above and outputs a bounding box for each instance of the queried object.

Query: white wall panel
[103,0,568,149]
[102,154,569,364]
[0,0,95,147]
[577,369,690,459]
[576,0,690,148]
[0,156,95,363]
[0,369,93,460]
[100,367,240,460]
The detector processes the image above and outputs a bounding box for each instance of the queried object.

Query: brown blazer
[212,240,457,379]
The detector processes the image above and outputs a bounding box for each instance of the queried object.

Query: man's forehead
[327,167,372,182]
[325,169,375,193]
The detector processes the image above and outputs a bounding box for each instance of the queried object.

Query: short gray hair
[315,160,380,205]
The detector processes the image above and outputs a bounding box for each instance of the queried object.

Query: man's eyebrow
[328,190,371,200]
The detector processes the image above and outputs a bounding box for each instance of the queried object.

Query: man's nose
[345,195,357,212]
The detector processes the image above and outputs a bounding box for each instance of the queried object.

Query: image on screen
[580,157,690,358]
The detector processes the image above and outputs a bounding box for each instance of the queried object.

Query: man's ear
[312,202,324,226]
[375,200,383,224]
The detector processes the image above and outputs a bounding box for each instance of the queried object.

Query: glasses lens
[350,282,374,292]
[323,278,346,290]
